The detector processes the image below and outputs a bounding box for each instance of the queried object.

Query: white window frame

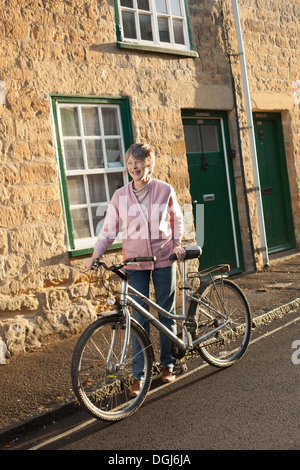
[55,102,128,252]
[118,0,191,52]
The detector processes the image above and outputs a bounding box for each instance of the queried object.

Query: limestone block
[8,224,67,258]
[0,205,25,228]
[20,162,57,185]
[0,294,39,312]
[0,230,8,255]
[6,142,31,162]
[0,165,19,186]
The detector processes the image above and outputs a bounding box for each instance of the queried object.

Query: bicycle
[71,246,251,422]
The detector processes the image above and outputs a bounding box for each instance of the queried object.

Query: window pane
[156,0,167,14]
[71,208,91,239]
[158,17,170,42]
[63,140,84,170]
[121,0,133,7]
[137,0,149,11]
[201,125,220,152]
[60,107,80,136]
[105,139,123,168]
[139,14,153,41]
[92,205,109,237]
[102,108,119,135]
[171,0,181,16]
[107,172,124,198]
[173,19,184,44]
[86,140,104,169]
[88,174,106,203]
[122,11,137,39]
[183,125,202,153]
[82,107,100,136]
[67,175,86,205]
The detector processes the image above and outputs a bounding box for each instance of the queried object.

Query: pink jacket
[93,179,184,270]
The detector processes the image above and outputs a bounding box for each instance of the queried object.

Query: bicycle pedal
[174,361,188,374]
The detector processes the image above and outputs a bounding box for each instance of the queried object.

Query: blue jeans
[125,265,177,380]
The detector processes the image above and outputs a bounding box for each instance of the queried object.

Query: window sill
[117,41,198,58]
[68,242,122,258]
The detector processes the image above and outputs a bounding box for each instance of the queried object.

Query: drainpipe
[231,0,269,268]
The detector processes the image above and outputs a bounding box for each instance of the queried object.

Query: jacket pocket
[123,241,148,259]
[153,239,173,261]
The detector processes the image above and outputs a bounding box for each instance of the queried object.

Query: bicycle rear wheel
[188,278,251,368]
[71,314,153,421]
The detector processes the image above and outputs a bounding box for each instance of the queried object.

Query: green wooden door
[183,116,243,272]
[254,113,295,254]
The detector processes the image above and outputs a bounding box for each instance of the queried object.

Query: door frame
[182,110,244,272]
[253,112,296,254]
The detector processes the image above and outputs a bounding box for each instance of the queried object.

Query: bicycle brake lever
[82,268,90,273]
[91,260,101,270]
[81,260,101,274]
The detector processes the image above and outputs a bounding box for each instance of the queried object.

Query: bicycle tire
[188,278,251,368]
[71,314,153,421]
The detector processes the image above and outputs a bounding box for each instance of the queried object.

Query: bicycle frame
[72,253,251,422]
[117,261,230,366]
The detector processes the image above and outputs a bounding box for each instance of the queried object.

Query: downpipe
[231,0,269,269]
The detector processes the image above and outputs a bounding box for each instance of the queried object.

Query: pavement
[1,250,300,447]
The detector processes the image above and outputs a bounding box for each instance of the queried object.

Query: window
[51,96,132,254]
[184,124,220,154]
[117,0,192,52]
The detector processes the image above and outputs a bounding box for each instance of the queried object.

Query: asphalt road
[7,310,300,452]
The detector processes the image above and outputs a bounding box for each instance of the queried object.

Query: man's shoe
[129,380,141,397]
[161,368,176,383]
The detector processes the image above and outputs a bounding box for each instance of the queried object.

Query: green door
[183,115,243,272]
[254,113,295,254]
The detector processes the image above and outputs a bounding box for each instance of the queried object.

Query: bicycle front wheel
[189,279,251,368]
[71,314,153,421]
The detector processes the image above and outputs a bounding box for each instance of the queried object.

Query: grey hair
[125,143,155,175]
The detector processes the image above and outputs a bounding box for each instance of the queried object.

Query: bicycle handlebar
[83,256,156,273]
[84,246,201,273]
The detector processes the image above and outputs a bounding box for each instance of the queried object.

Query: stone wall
[0,0,299,355]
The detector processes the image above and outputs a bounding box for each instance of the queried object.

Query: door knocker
[201,154,209,171]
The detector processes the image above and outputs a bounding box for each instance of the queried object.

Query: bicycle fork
[105,279,132,374]
[113,280,132,369]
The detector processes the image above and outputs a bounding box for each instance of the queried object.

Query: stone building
[0,0,299,355]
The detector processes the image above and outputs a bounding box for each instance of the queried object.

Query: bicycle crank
[170,333,186,359]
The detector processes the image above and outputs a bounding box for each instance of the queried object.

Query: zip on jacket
[92,179,184,270]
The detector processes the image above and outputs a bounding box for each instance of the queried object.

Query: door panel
[254,114,295,253]
[183,117,243,271]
